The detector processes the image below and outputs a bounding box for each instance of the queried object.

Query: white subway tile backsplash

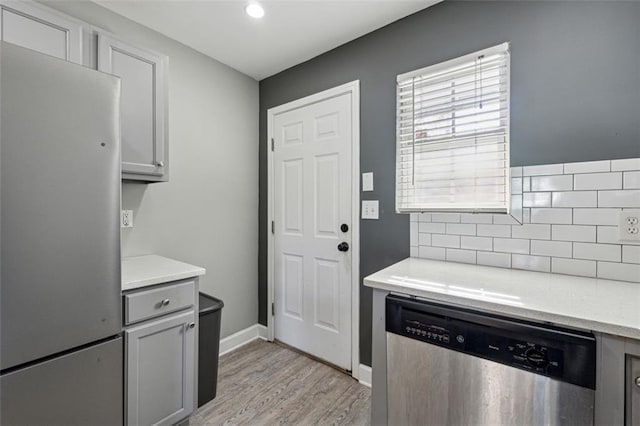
[512,254,551,272]
[418,233,431,246]
[563,160,610,174]
[531,175,573,192]
[477,224,511,238]
[595,225,640,245]
[624,171,640,189]
[418,213,432,222]
[410,157,640,283]
[551,258,597,278]
[431,234,460,248]
[573,242,621,262]
[431,212,461,223]
[611,158,640,171]
[446,249,477,264]
[460,213,493,224]
[622,246,640,264]
[573,208,620,226]
[530,208,572,224]
[410,222,418,246]
[573,172,622,190]
[512,178,523,195]
[410,213,419,223]
[552,191,597,208]
[419,222,445,233]
[523,164,564,176]
[477,251,511,268]
[461,236,493,251]
[530,240,572,258]
[523,192,551,207]
[493,214,520,225]
[445,223,476,236]
[597,262,640,282]
[551,225,596,242]
[419,246,445,260]
[494,238,529,254]
[511,224,551,240]
[598,190,640,208]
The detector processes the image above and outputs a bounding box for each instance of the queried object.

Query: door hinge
[271,220,275,234]
[271,302,275,316]
[271,138,274,152]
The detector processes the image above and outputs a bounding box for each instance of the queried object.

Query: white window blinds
[396,43,511,213]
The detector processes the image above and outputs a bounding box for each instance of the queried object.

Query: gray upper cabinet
[0,0,83,64]
[126,309,195,426]
[98,33,169,182]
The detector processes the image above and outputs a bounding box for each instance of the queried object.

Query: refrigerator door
[1,337,123,426]
[0,42,122,369]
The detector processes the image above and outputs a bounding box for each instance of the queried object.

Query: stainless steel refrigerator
[0,42,123,425]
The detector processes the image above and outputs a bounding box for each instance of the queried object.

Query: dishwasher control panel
[386,295,596,389]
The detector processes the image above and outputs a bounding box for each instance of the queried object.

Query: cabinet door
[98,33,168,181]
[0,0,82,63]
[126,310,195,426]
[629,355,640,426]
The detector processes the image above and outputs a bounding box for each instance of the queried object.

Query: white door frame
[267,80,360,379]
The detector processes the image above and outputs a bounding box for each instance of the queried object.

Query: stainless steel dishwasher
[386,295,596,426]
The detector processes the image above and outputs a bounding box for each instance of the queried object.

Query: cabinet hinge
[271,138,274,152]
[271,220,275,234]
[271,302,275,316]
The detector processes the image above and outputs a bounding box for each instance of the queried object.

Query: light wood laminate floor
[192,340,371,425]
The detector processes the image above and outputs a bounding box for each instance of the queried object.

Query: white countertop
[364,257,640,340]
[122,255,206,292]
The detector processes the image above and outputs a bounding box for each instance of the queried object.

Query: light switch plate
[362,172,374,192]
[619,209,640,241]
[121,210,133,228]
[362,200,379,219]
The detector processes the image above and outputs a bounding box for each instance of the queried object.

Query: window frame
[395,42,511,214]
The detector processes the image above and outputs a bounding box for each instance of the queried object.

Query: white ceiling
[96,0,440,80]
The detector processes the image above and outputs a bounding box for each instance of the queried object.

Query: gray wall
[259,0,640,366]
[44,1,260,339]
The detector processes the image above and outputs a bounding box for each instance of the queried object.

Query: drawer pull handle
[635,376,640,388]
[188,322,195,329]
[161,299,170,306]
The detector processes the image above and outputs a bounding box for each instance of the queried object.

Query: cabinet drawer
[124,280,194,325]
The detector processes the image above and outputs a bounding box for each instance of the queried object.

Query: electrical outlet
[362,200,379,220]
[619,209,640,241]
[121,210,133,228]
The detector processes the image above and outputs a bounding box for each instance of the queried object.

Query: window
[396,43,511,213]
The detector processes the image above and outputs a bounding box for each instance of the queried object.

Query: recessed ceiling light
[245,3,265,19]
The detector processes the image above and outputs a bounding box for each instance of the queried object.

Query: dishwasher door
[386,295,596,426]
[387,333,594,426]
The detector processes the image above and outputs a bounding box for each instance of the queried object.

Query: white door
[272,91,353,370]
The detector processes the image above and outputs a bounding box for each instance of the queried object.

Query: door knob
[161,299,170,306]
[337,242,349,252]
[156,161,164,167]
[188,322,196,329]
[341,224,349,232]
[635,376,640,387]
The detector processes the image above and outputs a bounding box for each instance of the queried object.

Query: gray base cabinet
[126,310,196,426]
[124,278,199,426]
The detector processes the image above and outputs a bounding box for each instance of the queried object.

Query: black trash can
[198,292,224,408]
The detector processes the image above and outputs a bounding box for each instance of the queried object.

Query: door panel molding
[267,80,360,377]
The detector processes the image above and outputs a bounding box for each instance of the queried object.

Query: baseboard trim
[219,323,268,356]
[358,364,372,387]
